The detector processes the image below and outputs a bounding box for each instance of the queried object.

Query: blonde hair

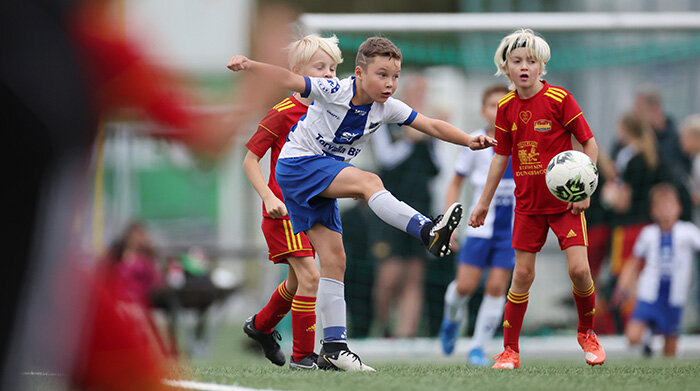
[287,34,343,71]
[494,28,550,85]
[680,114,700,137]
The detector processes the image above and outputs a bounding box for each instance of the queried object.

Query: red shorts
[512,211,588,253]
[261,217,314,264]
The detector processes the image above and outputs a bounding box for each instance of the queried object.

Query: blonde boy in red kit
[468,28,605,369]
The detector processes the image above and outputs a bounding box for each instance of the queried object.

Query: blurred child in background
[616,183,700,357]
[439,84,513,366]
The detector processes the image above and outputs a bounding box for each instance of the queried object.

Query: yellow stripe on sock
[573,282,595,297]
[507,290,529,304]
[292,301,316,311]
[278,281,294,302]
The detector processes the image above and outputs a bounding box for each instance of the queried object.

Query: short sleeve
[493,107,512,156]
[561,94,593,144]
[453,147,473,177]
[383,97,416,125]
[632,227,651,259]
[245,112,281,158]
[303,76,342,102]
[688,224,700,251]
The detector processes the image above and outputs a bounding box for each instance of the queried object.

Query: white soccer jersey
[279,76,417,162]
[633,221,700,306]
[455,128,516,239]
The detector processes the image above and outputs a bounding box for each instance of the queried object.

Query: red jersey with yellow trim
[246,95,308,219]
[493,81,594,215]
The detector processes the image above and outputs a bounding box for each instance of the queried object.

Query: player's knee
[485,280,508,297]
[568,263,590,282]
[361,172,385,197]
[512,266,535,285]
[321,253,346,277]
[456,279,475,296]
[626,328,641,345]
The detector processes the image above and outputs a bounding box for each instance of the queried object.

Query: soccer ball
[545,150,599,203]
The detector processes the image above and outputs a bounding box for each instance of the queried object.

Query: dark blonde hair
[355,37,402,69]
[482,84,510,106]
[621,113,658,170]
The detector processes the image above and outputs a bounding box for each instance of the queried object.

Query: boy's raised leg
[320,167,462,257]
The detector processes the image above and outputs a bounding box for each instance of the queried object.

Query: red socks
[503,290,529,353]
[254,280,317,361]
[291,295,317,361]
[573,282,596,333]
[254,281,293,333]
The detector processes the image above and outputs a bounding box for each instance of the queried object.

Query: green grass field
[190,356,699,391]
[185,329,700,391]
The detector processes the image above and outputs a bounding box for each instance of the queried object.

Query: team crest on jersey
[368,122,382,133]
[519,110,532,124]
[515,141,545,176]
[318,78,340,94]
[534,119,552,132]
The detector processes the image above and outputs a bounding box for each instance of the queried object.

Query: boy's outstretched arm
[468,153,509,227]
[227,55,307,94]
[410,113,496,150]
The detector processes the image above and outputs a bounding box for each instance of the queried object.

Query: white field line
[164,379,284,391]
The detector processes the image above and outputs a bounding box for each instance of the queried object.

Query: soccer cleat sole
[428,203,463,258]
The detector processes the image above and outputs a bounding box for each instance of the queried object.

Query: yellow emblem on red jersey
[534,119,551,132]
[566,229,577,238]
[511,123,517,131]
[519,110,532,124]
[306,324,316,333]
[503,320,512,328]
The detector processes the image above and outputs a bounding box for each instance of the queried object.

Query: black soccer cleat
[423,202,463,258]
[289,353,319,370]
[317,343,375,372]
[243,315,285,366]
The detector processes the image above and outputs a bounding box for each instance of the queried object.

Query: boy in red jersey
[242,34,342,370]
[468,28,604,369]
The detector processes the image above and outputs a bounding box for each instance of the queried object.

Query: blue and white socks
[318,277,347,343]
[367,190,431,240]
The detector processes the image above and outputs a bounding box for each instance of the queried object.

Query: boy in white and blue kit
[228,37,497,371]
[439,85,516,366]
[616,183,700,357]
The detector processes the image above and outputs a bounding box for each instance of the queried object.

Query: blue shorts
[457,236,515,270]
[275,155,352,235]
[457,203,514,270]
[630,280,683,336]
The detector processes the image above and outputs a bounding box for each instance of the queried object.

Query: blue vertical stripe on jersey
[332,101,372,145]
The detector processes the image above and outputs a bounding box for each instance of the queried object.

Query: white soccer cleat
[317,347,375,372]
